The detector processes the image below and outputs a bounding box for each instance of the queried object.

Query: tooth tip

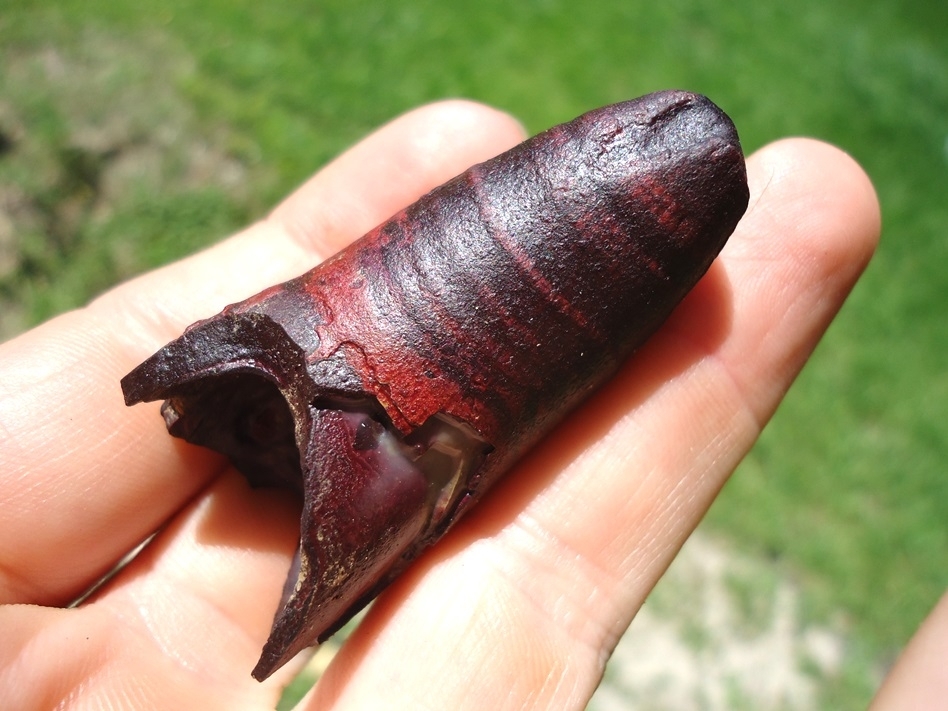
[118,316,256,407]
[251,625,307,683]
[251,656,277,682]
[119,361,163,406]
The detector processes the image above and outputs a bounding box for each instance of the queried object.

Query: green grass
[2,0,946,707]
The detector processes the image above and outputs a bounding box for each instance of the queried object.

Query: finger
[0,100,526,606]
[0,470,305,709]
[302,138,881,710]
[95,99,527,346]
[870,591,948,710]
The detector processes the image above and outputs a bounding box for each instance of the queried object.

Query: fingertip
[369,98,529,206]
[746,137,881,275]
[395,98,529,167]
[270,100,527,258]
[709,137,882,425]
[870,591,948,710]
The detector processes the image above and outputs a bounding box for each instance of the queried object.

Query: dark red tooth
[121,89,749,680]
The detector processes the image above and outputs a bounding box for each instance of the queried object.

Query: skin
[869,591,948,711]
[0,98,919,710]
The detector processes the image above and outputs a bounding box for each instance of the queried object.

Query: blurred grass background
[1,0,945,707]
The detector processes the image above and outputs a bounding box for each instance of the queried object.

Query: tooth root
[252,408,430,681]
[121,314,307,406]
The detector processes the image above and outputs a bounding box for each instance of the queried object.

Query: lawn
[2,0,946,707]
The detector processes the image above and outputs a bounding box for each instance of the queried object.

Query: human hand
[0,99,883,709]
[870,591,948,710]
